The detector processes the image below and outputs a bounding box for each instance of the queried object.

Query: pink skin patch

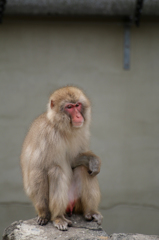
[65,103,84,127]
[66,200,76,216]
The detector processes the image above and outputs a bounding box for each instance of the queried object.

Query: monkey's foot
[53,216,72,231]
[37,212,51,226]
[37,216,49,226]
[85,212,103,225]
[63,215,72,227]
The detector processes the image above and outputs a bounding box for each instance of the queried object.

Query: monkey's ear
[50,100,54,109]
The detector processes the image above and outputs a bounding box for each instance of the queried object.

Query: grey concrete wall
[0,18,159,236]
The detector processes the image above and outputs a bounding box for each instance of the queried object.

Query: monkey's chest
[65,138,87,163]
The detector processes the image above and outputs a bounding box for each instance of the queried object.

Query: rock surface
[110,233,159,240]
[2,214,108,240]
[2,214,159,240]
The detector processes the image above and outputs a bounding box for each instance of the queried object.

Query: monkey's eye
[66,105,73,109]
[75,103,82,109]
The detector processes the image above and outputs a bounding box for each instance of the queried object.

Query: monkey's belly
[66,183,79,216]
[66,167,82,215]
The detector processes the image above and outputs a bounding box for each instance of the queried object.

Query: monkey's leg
[28,170,51,226]
[74,166,103,225]
[48,166,72,231]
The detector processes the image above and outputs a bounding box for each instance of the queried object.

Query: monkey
[21,86,103,231]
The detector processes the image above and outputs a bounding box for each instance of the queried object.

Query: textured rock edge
[2,215,159,240]
[2,214,108,240]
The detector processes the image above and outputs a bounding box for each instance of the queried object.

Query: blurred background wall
[0,0,159,237]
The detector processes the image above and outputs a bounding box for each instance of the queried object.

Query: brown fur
[21,86,102,231]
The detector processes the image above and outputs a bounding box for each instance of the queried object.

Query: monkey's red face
[65,102,84,128]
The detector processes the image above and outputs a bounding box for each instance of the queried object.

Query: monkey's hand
[72,151,101,176]
[88,155,101,176]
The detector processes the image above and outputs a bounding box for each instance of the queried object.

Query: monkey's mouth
[72,121,84,128]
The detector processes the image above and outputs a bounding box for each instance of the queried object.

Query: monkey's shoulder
[29,113,48,129]
[24,113,48,139]
[33,112,47,123]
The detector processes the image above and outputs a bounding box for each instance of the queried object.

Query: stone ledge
[2,214,108,240]
[110,233,159,240]
[2,215,159,240]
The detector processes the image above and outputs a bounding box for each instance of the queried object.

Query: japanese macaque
[21,86,102,231]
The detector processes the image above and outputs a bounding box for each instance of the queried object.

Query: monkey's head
[47,86,91,129]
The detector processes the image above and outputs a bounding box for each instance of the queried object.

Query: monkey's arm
[72,151,101,176]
